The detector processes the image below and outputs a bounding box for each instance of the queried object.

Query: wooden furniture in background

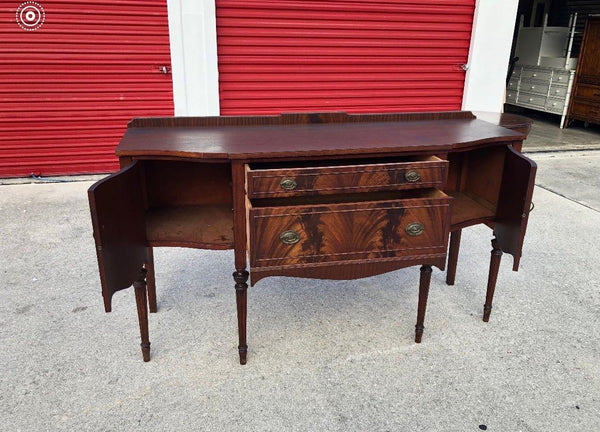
[88,111,536,364]
[567,15,600,126]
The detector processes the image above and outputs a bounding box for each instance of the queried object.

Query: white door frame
[462,0,520,112]
[167,0,220,116]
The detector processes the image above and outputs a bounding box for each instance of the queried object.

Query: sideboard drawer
[246,156,448,198]
[248,190,452,268]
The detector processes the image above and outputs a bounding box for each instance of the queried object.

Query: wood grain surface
[249,190,452,269]
[494,146,537,271]
[88,161,148,312]
[117,113,524,161]
[246,156,448,198]
[145,204,234,249]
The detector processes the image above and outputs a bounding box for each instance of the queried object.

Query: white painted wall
[462,0,519,112]
[167,0,220,116]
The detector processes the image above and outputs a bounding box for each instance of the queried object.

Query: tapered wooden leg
[233,269,249,365]
[415,265,432,343]
[133,268,151,362]
[483,238,503,322]
[146,247,157,313]
[446,229,462,285]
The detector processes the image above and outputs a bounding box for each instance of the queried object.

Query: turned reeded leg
[233,269,249,365]
[415,265,433,343]
[446,230,462,286]
[483,238,503,322]
[146,247,157,313]
[133,268,151,362]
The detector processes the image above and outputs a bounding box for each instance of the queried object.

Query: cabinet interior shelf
[144,192,495,247]
[448,191,496,229]
[146,204,234,249]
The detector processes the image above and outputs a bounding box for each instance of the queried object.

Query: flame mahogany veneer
[88,111,536,364]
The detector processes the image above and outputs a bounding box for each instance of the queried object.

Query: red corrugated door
[0,1,173,178]
[216,0,475,115]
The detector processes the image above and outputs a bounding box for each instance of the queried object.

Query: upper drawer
[246,156,448,198]
[521,67,552,82]
[552,71,572,85]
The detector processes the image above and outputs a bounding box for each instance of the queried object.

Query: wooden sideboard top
[116,112,526,161]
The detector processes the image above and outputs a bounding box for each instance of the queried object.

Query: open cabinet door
[88,161,148,312]
[494,146,537,271]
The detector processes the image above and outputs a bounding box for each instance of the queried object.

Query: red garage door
[0,1,173,178]
[216,0,475,115]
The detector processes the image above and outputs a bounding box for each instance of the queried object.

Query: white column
[167,0,220,116]
[462,0,519,112]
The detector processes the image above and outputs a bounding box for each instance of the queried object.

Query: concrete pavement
[1,149,599,431]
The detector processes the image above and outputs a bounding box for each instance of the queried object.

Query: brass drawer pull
[405,170,421,183]
[280,230,300,245]
[405,222,425,237]
[280,178,297,190]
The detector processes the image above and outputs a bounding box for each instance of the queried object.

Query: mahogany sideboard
[88,111,536,364]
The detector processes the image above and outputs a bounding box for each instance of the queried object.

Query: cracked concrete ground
[0,119,599,431]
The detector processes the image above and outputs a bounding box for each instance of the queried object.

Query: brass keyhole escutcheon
[280,178,297,190]
[280,230,300,245]
[405,170,421,182]
[405,222,425,237]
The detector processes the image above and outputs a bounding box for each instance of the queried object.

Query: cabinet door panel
[88,161,148,312]
[494,147,537,270]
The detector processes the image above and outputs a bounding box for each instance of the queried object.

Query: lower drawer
[517,92,546,108]
[248,189,452,268]
[570,100,600,122]
[545,98,565,114]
